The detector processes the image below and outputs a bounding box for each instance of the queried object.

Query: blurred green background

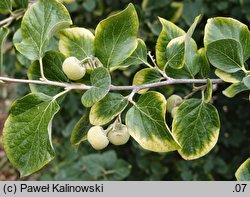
[0,0,250,181]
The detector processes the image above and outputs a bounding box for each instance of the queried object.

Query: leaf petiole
[53,88,71,101]
[39,58,46,80]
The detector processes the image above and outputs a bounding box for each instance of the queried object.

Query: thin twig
[0,10,25,27]
[0,76,223,91]
[148,51,170,80]
[126,89,138,104]
[184,84,207,99]
[0,16,16,26]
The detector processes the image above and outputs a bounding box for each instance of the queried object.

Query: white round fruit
[62,56,86,80]
[108,124,130,145]
[171,106,179,118]
[166,94,182,112]
[87,126,109,150]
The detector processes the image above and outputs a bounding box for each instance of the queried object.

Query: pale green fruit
[62,56,86,80]
[87,126,109,150]
[166,94,182,112]
[171,106,178,118]
[108,124,130,145]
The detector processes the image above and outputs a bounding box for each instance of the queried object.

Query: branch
[111,78,223,91]
[0,10,25,27]
[0,76,92,90]
[0,76,223,92]
[0,16,16,26]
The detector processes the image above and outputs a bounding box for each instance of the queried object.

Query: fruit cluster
[61,56,184,150]
[62,56,131,150]
[87,123,130,150]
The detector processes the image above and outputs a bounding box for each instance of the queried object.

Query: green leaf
[207,39,244,73]
[82,0,96,12]
[203,79,212,103]
[142,0,171,11]
[165,38,198,79]
[16,52,31,68]
[165,36,185,69]
[82,151,117,177]
[120,39,148,67]
[163,16,199,77]
[81,67,111,107]
[182,1,202,26]
[196,48,210,78]
[14,0,28,8]
[126,91,180,152]
[13,28,23,45]
[172,99,220,160]
[15,0,72,61]
[243,76,250,88]
[186,15,201,38]
[169,2,183,23]
[110,159,132,180]
[166,65,192,79]
[0,27,9,73]
[2,93,60,176]
[183,39,198,77]
[0,0,12,11]
[159,16,200,72]
[70,110,91,148]
[13,29,31,68]
[235,157,250,181]
[204,17,250,61]
[13,28,59,55]
[90,93,128,126]
[59,27,94,60]
[223,82,249,98]
[132,68,161,94]
[81,150,131,180]
[156,17,185,69]
[94,3,138,68]
[215,69,245,83]
[27,51,69,97]
[165,38,198,77]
